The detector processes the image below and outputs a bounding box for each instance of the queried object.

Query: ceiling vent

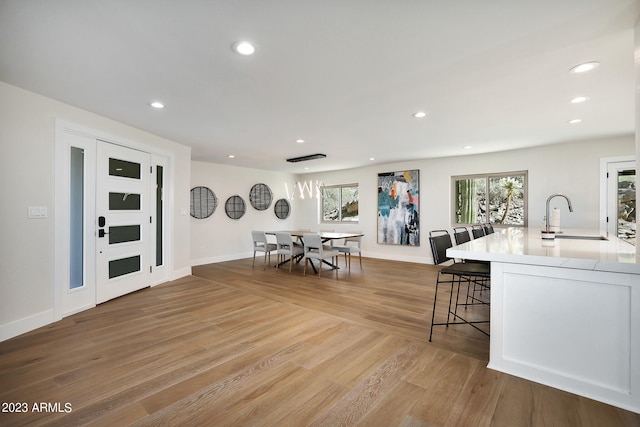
[286,153,326,163]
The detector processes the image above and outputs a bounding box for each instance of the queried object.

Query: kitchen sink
[555,234,608,241]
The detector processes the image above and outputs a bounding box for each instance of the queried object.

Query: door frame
[600,155,635,237]
[54,120,173,320]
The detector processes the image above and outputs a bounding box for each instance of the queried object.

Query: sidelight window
[70,147,84,289]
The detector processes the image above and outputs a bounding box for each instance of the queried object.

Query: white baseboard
[0,309,55,342]
[60,304,95,319]
[191,252,252,266]
[364,252,429,264]
[191,252,429,266]
[171,266,192,280]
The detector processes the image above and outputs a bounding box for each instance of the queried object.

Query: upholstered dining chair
[275,232,303,273]
[251,230,277,269]
[320,228,335,249]
[302,233,340,278]
[333,233,362,272]
[295,228,311,244]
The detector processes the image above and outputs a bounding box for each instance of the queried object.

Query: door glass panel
[617,169,636,245]
[156,165,163,266]
[109,158,141,179]
[70,147,84,289]
[109,255,141,279]
[109,192,141,210]
[109,225,140,244]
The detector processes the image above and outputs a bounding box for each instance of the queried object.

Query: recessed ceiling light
[570,96,589,104]
[568,118,582,124]
[570,61,600,74]
[232,41,257,55]
[369,157,375,161]
[463,145,472,149]
[150,101,165,109]
[413,111,427,118]
[296,139,305,143]
[227,154,235,158]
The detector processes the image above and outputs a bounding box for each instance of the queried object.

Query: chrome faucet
[546,193,573,231]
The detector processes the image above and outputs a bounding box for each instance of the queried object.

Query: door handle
[98,229,109,238]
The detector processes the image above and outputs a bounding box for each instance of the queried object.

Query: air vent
[286,153,327,163]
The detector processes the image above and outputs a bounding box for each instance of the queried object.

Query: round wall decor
[249,183,273,210]
[190,186,218,219]
[274,198,291,219]
[225,195,246,220]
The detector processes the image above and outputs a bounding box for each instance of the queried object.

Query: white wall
[190,161,299,265]
[0,81,192,339]
[297,136,634,264]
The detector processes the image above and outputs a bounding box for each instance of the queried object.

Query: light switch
[28,206,48,219]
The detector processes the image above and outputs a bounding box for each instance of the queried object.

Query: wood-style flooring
[1,256,639,426]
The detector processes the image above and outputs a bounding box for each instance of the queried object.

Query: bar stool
[428,230,490,341]
[471,224,486,239]
[453,226,490,306]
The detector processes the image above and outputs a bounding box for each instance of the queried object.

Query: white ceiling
[1,0,638,173]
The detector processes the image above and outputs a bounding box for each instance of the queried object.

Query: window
[69,146,84,289]
[452,171,527,227]
[321,184,359,222]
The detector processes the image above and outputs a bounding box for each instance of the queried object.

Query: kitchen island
[448,227,639,414]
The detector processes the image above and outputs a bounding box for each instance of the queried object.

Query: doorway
[55,124,170,319]
[604,158,636,245]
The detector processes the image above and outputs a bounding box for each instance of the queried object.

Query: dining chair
[333,232,362,272]
[251,230,277,269]
[320,228,335,249]
[295,228,311,243]
[275,232,303,273]
[302,233,340,278]
[428,229,490,341]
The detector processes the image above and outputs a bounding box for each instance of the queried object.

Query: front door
[96,141,152,303]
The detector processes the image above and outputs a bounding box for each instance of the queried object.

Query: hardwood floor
[1,257,638,426]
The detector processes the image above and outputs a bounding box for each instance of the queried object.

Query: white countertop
[447,227,639,274]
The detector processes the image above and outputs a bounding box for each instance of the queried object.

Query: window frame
[320,183,359,223]
[451,170,528,228]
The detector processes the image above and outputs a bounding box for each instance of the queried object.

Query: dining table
[266,230,364,272]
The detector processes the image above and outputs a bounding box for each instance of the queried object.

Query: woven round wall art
[249,183,273,211]
[225,195,246,220]
[190,186,218,219]
[274,198,291,219]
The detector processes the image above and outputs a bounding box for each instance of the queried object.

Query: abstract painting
[377,170,419,245]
